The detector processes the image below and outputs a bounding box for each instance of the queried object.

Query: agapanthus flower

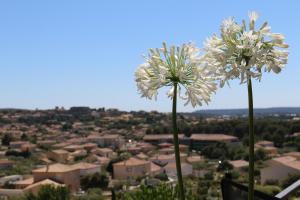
[135,42,217,107]
[202,11,289,87]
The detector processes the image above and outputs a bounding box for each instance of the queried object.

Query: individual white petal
[248,11,259,22]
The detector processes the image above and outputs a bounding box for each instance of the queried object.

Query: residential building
[47,150,70,163]
[164,162,193,178]
[31,162,101,192]
[149,153,187,166]
[9,141,29,149]
[186,156,203,164]
[24,179,64,195]
[0,159,14,170]
[190,134,240,150]
[143,134,185,145]
[255,140,274,148]
[284,152,300,160]
[14,177,34,189]
[261,156,300,184]
[229,160,249,171]
[113,157,151,180]
[91,148,113,158]
[87,134,124,149]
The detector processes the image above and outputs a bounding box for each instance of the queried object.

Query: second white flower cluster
[135,11,289,108]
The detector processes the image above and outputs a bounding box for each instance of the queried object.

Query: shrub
[264,179,279,186]
[2,133,12,146]
[255,185,281,196]
[217,160,233,171]
[281,173,300,188]
[6,149,31,158]
[121,184,197,200]
[80,172,109,190]
[154,173,168,181]
[17,185,70,200]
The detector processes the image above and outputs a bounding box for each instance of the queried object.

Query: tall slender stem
[172,82,185,200]
[247,76,254,200]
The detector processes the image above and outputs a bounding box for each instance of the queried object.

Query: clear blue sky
[0,0,299,112]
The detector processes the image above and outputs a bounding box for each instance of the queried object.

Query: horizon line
[1,106,300,113]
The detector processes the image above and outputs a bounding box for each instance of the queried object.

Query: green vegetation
[217,160,233,172]
[80,172,109,190]
[2,133,13,146]
[281,174,300,189]
[73,188,104,200]
[0,154,41,177]
[255,185,281,196]
[5,149,31,158]
[154,173,168,181]
[201,142,246,160]
[14,185,70,200]
[119,184,196,200]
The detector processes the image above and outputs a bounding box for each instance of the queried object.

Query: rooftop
[284,152,300,160]
[164,162,191,169]
[0,159,14,165]
[32,162,100,173]
[186,156,202,164]
[14,177,34,185]
[256,140,274,145]
[51,149,69,154]
[113,157,149,167]
[229,160,249,168]
[24,179,63,191]
[190,134,238,141]
[150,162,161,172]
[32,163,76,173]
[273,156,300,171]
[144,134,185,140]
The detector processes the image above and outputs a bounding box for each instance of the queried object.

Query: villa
[113,157,151,180]
[31,162,101,192]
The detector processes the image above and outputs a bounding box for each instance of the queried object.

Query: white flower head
[202,11,289,86]
[221,17,241,35]
[135,42,217,107]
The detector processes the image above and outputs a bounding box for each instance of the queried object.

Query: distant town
[0,107,299,199]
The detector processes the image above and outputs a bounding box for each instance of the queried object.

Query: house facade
[113,157,151,180]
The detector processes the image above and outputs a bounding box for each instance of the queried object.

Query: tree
[217,160,233,172]
[21,133,29,141]
[80,172,109,190]
[5,149,31,158]
[254,148,267,161]
[37,185,70,200]
[2,133,12,146]
[62,123,72,131]
[18,185,70,200]
[201,142,230,159]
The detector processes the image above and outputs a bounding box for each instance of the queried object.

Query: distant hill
[194,107,300,116]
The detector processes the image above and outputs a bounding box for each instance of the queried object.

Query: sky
[0,0,299,112]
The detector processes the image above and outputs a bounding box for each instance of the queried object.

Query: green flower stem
[172,82,185,200]
[247,76,254,200]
